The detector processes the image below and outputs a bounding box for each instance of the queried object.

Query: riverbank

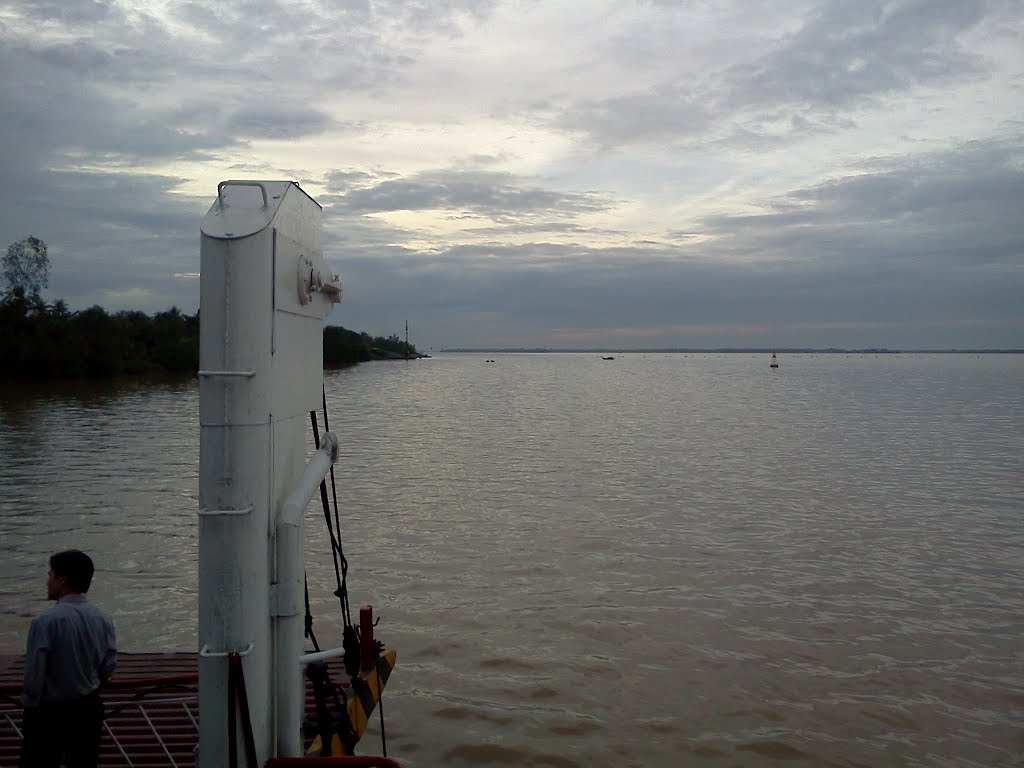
[0,289,419,379]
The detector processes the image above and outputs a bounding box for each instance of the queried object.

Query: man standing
[20,550,117,768]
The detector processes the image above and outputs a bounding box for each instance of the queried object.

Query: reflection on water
[1,355,1022,767]
[0,376,200,650]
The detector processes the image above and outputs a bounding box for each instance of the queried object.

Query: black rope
[377,669,388,757]
[309,409,352,629]
[309,390,358,681]
[321,385,353,630]
[304,572,320,652]
[307,384,390,756]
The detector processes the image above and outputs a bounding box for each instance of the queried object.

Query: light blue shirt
[21,594,117,707]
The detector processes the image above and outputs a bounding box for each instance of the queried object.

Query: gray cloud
[325,137,1023,348]
[700,138,1024,269]
[13,0,113,24]
[0,0,1020,349]
[330,170,612,219]
[1,168,201,312]
[560,0,999,150]
[224,106,337,140]
[724,0,988,112]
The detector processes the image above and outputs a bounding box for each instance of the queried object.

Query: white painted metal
[199,642,256,658]
[275,431,338,757]
[197,370,256,378]
[198,181,341,767]
[298,646,346,665]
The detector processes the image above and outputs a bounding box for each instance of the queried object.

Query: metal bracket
[270,583,300,617]
[298,254,343,305]
[297,254,320,305]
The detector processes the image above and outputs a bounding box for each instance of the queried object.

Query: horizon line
[437,347,1023,354]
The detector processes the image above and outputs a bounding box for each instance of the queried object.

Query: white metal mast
[197,181,342,765]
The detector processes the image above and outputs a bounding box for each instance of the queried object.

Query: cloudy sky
[1,0,1021,350]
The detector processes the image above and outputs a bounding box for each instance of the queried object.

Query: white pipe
[274,431,339,757]
[299,646,346,665]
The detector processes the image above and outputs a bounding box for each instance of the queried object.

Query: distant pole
[405,319,409,360]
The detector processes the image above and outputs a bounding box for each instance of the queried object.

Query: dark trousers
[20,691,104,768]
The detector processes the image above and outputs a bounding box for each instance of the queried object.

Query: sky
[1,0,1022,350]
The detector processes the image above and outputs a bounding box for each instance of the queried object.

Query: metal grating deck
[0,652,352,767]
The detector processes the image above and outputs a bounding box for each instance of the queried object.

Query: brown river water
[1,353,1022,767]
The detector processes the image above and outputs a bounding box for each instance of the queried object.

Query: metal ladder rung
[198,370,255,378]
[198,505,254,517]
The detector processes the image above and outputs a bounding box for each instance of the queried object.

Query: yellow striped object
[306,649,397,757]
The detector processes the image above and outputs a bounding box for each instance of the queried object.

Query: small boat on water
[601,356,615,361]
[770,352,779,368]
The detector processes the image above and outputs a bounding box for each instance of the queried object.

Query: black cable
[310,410,348,625]
[307,386,392,756]
[377,671,388,757]
[322,385,352,628]
[304,572,320,652]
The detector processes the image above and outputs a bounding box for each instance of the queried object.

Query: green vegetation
[0,236,417,380]
[0,291,418,379]
[323,328,419,367]
[0,289,200,378]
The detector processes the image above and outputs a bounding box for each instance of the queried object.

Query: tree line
[1,237,416,379]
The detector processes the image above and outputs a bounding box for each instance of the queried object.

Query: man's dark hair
[50,550,95,593]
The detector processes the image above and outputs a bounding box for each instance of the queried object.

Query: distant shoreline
[440,348,1023,354]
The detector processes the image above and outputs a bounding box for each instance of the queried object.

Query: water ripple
[2,354,1023,766]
